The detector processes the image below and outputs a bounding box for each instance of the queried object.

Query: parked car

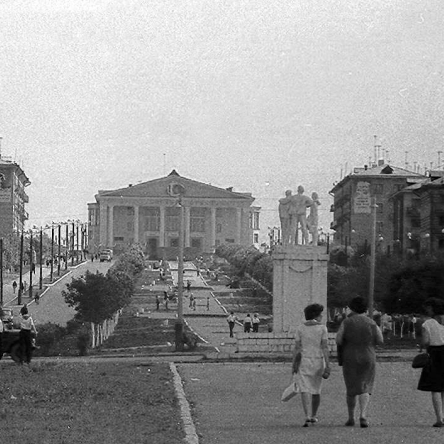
[0,309,21,362]
[99,249,113,262]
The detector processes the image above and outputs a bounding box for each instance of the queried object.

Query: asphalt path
[177,361,444,444]
[24,260,112,326]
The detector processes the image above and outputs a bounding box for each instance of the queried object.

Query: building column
[159,206,165,247]
[99,203,108,247]
[134,205,139,243]
[108,205,114,248]
[235,207,242,244]
[210,207,216,249]
[184,206,190,248]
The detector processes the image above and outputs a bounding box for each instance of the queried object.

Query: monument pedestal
[272,245,328,333]
[235,245,330,354]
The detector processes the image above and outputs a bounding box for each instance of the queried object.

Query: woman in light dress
[292,303,330,427]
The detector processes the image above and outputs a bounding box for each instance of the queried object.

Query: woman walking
[336,296,383,428]
[292,303,330,427]
[417,298,444,427]
[19,312,37,365]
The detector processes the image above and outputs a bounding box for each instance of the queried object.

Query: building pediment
[97,170,254,202]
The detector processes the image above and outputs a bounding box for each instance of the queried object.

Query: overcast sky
[1,0,444,239]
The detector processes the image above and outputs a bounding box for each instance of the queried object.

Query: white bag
[281,377,299,402]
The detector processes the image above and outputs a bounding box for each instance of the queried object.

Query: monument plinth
[272,245,328,333]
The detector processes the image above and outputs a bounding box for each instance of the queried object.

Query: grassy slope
[0,361,184,444]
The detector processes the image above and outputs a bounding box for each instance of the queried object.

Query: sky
[1,0,444,242]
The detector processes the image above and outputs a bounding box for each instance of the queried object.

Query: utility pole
[175,197,185,351]
[368,198,378,319]
[0,238,3,305]
[18,231,24,306]
[39,227,43,289]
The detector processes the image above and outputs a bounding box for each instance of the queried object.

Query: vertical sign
[354,181,371,214]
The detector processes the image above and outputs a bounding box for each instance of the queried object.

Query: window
[114,236,124,241]
[169,238,179,247]
[166,207,180,231]
[376,221,383,233]
[127,207,134,216]
[250,212,260,230]
[373,184,383,194]
[216,223,222,233]
[225,238,235,243]
[144,207,160,231]
[377,203,383,213]
[190,208,206,233]
[253,233,259,243]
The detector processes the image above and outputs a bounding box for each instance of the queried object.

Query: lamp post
[0,237,3,306]
[18,231,24,306]
[65,222,69,270]
[29,230,33,297]
[71,221,75,266]
[39,226,43,290]
[50,223,55,282]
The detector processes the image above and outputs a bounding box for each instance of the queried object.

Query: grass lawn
[0,361,184,444]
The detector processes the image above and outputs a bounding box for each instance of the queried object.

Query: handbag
[412,352,430,369]
[281,377,299,402]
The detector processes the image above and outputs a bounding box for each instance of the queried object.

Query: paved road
[9,261,112,326]
[178,361,444,444]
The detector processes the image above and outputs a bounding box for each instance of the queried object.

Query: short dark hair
[423,298,444,316]
[348,296,368,314]
[304,303,324,320]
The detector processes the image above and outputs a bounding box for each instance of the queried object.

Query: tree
[63,271,131,324]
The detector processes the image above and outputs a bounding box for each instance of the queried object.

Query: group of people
[226,312,260,337]
[290,296,444,428]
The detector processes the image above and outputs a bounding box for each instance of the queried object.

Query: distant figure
[189,293,194,309]
[186,280,191,292]
[91,254,94,262]
[156,295,160,311]
[252,313,260,333]
[307,192,320,245]
[20,304,28,316]
[19,312,37,364]
[12,281,17,294]
[279,190,293,245]
[290,186,313,245]
[34,292,40,305]
[244,314,252,333]
[227,311,237,338]
[206,296,210,311]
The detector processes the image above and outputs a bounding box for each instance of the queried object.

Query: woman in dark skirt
[336,296,383,428]
[417,298,444,427]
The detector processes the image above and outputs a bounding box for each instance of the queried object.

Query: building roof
[330,163,425,194]
[96,170,255,202]
[0,158,31,186]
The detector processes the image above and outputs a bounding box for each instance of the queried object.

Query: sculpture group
[279,186,320,246]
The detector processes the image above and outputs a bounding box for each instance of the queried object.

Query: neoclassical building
[88,170,260,259]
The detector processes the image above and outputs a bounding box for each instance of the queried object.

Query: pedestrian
[252,313,260,332]
[34,292,40,305]
[336,296,383,428]
[192,297,196,311]
[156,295,160,311]
[206,296,210,311]
[243,314,252,333]
[189,293,194,309]
[0,313,3,357]
[91,254,94,262]
[20,303,28,316]
[165,298,169,311]
[12,281,17,293]
[19,312,37,364]
[292,303,331,427]
[227,311,237,338]
[417,298,444,427]
[186,280,191,292]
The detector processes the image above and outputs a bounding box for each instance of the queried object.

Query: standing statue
[307,192,320,245]
[279,190,293,245]
[290,185,313,245]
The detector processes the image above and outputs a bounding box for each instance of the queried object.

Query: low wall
[236,332,338,354]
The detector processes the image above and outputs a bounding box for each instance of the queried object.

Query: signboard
[354,181,371,214]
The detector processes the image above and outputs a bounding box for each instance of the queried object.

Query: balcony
[330,221,338,231]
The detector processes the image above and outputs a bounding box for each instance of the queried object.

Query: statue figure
[279,190,293,245]
[289,185,313,245]
[307,192,320,245]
